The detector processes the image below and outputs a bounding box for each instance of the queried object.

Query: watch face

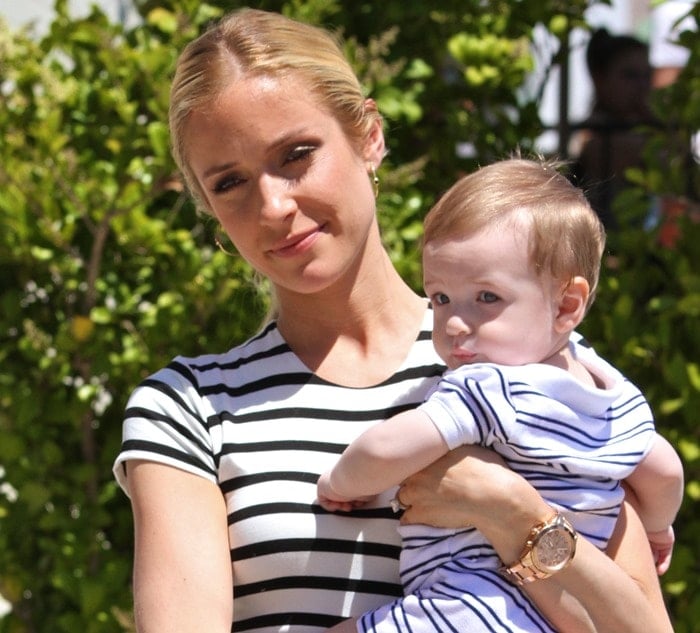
[534,527,574,572]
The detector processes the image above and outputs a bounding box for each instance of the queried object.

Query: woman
[113,8,672,632]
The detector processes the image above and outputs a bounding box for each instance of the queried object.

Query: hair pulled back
[169,8,380,211]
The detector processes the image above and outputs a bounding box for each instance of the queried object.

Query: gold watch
[501,511,577,585]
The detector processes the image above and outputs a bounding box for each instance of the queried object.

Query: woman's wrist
[469,465,553,564]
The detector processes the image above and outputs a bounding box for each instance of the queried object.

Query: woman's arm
[398,445,673,633]
[125,460,233,633]
[523,500,672,633]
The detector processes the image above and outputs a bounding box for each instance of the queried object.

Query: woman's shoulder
[162,320,285,374]
[126,321,293,407]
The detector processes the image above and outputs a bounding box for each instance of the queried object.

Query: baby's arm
[317,409,449,510]
[625,433,684,573]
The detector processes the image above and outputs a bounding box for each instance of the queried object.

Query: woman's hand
[397,445,506,525]
[398,445,548,562]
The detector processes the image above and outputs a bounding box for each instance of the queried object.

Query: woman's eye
[285,145,315,165]
[478,291,499,303]
[213,174,245,194]
[431,293,450,306]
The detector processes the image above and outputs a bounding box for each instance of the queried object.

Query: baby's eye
[477,291,499,303]
[213,173,245,194]
[284,145,315,165]
[431,292,450,306]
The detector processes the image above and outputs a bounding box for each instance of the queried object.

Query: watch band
[502,554,551,585]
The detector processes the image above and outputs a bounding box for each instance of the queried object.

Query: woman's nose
[258,174,296,222]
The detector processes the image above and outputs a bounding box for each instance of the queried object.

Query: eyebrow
[203,162,237,179]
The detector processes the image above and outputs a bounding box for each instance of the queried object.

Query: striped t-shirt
[113,307,444,632]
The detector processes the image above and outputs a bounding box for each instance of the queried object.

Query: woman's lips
[269,225,324,257]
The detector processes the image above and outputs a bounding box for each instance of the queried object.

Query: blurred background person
[570,28,655,229]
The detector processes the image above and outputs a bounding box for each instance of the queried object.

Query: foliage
[0,0,697,630]
[0,2,259,630]
[578,4,700,628]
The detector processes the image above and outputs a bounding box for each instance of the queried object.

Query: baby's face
[423,225,565,370]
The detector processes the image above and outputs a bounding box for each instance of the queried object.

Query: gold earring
[214,229,236,257]
[370,164,379,198]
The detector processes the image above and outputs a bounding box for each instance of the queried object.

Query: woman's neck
[274,250,427,386]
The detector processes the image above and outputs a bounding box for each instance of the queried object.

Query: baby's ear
[554,276,590,334]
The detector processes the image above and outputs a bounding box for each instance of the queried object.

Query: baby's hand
[647,525,675,575]
[317,471,373,512]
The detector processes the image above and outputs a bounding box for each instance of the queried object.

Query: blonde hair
[169,8,381,213]
[423,158,606,309]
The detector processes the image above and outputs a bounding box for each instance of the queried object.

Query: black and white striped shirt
[114,308,444,632]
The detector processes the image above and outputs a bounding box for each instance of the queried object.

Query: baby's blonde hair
[423,158,606,310]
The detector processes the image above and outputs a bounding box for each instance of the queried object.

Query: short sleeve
[112,360,218,496]
[418,365,516,450]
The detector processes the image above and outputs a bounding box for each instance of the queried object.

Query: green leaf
[146,8,178,34]
[688,363,700,391]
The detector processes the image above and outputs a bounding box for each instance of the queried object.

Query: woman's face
[185,74,384,296]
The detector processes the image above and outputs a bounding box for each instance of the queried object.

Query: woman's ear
[554,276,590,334]
[363,99,385,166]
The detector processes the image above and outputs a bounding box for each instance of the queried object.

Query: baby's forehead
[424,211,532,252]
[423,226,536,278]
